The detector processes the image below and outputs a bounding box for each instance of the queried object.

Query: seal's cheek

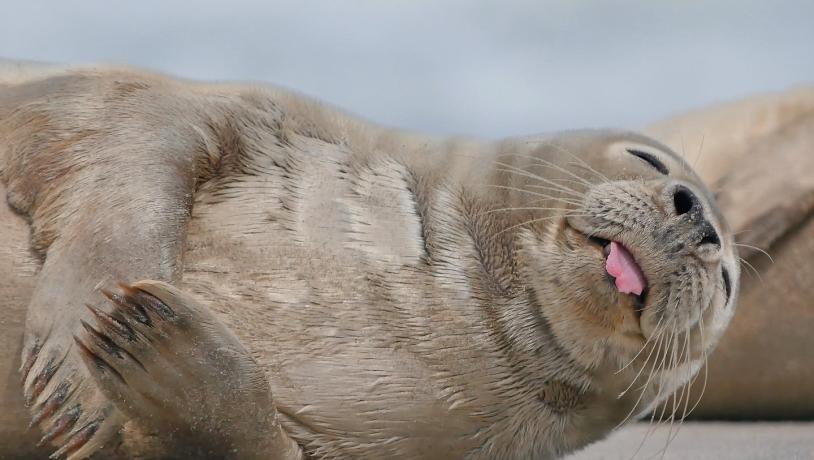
[545,226,644,336]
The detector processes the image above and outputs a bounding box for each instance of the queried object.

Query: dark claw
[85,304,137,342]
[27,356,59,406]
[29,381,72,429]
[80,320,123,359]
[101,288,152,326]
[74,336,126,384]
[120,283,177,320]
[20,341,41,383]
[49,419,100,459]
[38,405,81,447]
[80,317,146,371]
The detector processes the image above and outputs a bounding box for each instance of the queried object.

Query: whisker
[626,318,676,460]
[692,134,706,170]
[730,229,753,237]
[522,183,585,199]
[619,322,682,460]
[487,214,588,241]
[739,257,763,284]
[617,315,664,374]
[530,162,592,188]
[527,139,612,184]
[679,132,689,175]
[685,314,710,416]
[495,164,584,198]
[628,412,659,460]
[476,206,580,217]
[512,153,593,187]
[655,330,679,424]
[526,197,583,208]
[657,326,693,458]
[615,316,675,430]
[566,160,611,185]
[538,176,593,190]
[483,183,583,204]
[665,325,694,450]
[635,297,700,460]
[733,243,774,263]
[681,327,694,422]
[493,163,585,197]
[618,321,667,398]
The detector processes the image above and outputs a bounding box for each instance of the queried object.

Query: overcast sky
[2,0,812,139]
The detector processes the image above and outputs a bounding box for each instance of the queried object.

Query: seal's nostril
[673,186,696,216]
[670,185,721,250]
[700,223,721,247]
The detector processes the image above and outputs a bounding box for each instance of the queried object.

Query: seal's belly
[177,145,490,457]
[177,244,484,458]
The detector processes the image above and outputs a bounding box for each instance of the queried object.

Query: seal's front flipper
[1,69,233,458]
[75,281,302,460]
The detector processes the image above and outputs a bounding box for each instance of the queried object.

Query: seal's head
[498,130,738,423]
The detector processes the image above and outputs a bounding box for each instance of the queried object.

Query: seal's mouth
[588,236,648,313]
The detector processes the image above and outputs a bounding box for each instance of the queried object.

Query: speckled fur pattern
[0,64,739,459]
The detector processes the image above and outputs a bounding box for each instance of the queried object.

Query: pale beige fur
[0,62,736,459]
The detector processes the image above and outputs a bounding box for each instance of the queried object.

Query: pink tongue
[606,242,647,296]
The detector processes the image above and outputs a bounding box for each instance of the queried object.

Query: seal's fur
[0,63,738,459]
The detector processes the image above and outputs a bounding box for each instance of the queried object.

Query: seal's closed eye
[722,267,732,305]
[627,149,669,175]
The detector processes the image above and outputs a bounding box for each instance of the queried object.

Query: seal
[0,63,739,459]
[646,89,814,419]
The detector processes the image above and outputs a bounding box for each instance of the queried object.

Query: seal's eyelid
[722,266,732,305]
[626,149,669,175]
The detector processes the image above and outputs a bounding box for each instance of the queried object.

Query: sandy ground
[565,422,814,460]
